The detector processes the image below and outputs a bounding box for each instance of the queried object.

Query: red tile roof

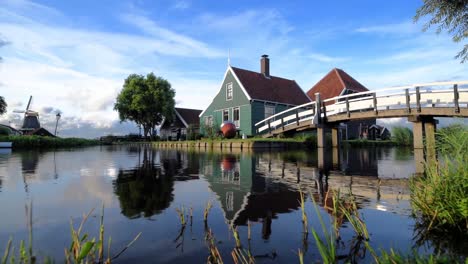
[175,107,202,126]
[231,67,310,105]
[306,68,368,101]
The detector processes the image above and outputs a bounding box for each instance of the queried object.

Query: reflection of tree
[413,223,468,260]
[113,149,174,219]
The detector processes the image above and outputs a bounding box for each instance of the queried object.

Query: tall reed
[410,125,468,231]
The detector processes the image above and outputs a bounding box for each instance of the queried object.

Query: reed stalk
[204,201,213,223]
[298,188,308,234]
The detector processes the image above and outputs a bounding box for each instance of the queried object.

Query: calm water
[0,146,465,263]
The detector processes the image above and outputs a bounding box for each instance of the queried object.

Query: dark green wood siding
[200,69,253,135]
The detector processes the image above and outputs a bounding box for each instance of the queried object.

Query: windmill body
[13,96,42,134]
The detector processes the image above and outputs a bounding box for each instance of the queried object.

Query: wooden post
[424,119,437,165]
[405,88,411,113]
[331,127,339,148]
[346,97,350,117]
[373,92,378,114]
[315,93,321,124]
[281,118,285,131]
[416,86,421,113]
[267,120,271,132]
[295,110,299,125]
[454,84,460,113]
[317,126,326,148]
[332,146,339,169]
[412,121,424,150]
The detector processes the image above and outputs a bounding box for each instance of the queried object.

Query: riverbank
[0,135,101,149]
[152,137,316,150]
[343,139,403,147]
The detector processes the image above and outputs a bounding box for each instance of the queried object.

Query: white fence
[255,81,468,134]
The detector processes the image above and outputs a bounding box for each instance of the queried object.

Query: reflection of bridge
[255,81,468,169]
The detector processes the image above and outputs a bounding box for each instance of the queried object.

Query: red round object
[222,155,236,171]
[220,122,236,139]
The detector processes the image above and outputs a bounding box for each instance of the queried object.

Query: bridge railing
[255,102,316,133]
[255,80,468,135]
[322,81,468,118]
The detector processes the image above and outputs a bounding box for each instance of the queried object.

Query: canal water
[0,146,465,263]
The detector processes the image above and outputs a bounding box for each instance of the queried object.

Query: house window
[226,83,233,100]
[233,107,240,127]
[204,116,213,126]
[264,105,275,119]
[223,109,229,121]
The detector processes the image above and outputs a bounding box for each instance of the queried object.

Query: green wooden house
[199,55,311,136]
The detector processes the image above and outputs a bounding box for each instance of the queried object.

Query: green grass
[0,135,100,149]
[392,126,413,146]
[2,204,141,264]
[343,139,398,147]
[409,125,468,231]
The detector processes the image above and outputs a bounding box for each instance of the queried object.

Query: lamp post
[54,112,61,136]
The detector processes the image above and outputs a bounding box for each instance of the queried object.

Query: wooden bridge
[255,80,468,172]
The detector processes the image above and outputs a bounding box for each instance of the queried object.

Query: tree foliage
[0,96,7,116]
[414,0,468,63]
[114,73,175,138]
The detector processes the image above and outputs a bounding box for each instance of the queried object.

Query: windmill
[13,96,41,133]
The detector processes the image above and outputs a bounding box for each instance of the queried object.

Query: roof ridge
[175,107,202,111]
[333,68,347,89]
[231,66,295,82]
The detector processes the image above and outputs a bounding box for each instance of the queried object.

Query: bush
[0,126,10,135]
[410,125,468,231]
[392,126,413,146]
[0,135,100,148]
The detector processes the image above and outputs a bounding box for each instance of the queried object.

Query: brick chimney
[260,54,270,78]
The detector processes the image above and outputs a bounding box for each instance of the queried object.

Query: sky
[0,0,467,138]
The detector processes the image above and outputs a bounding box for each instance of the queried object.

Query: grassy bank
[153,135,318,149]
[0,135,100,149]
[410,124,468,232]
[343,139,398,147]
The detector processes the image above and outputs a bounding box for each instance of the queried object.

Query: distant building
[23,127,56,137]
[200,55,310,136]
[368,125,391,140]
[0,124,21,135]
[160,107,202,140]
[306,68,376,139]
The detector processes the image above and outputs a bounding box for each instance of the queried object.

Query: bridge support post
[331,127,339,148]
[318,146,325,169]
[332,147,340,169]
[414,148,425,175]
[317,125,326,148]
[409,115,438,173]
[412,120,424,150]
[424,118,437,164]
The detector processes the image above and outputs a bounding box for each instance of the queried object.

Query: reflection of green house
[199,55,310,136]
[200,152,301,227]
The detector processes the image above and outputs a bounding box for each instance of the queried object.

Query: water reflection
[113,148,200,219]
[2,145,463,262]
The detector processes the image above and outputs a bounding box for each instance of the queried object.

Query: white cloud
[173,0,190,10]
[355,21,419,35]
[308,52,349,63]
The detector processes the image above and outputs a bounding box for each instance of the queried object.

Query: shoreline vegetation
[0,135,100,149]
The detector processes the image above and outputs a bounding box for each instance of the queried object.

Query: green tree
[0,96,6,116]
[114,73,175,139]
[414,0,468,63]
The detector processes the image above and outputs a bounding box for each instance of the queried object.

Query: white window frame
[226,82,233,101]
[264,105,275,119]
[204,115,213,127]
[223,109,229,122]
[233,107,240,128]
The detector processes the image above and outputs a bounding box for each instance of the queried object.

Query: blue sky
[0,0,466,137]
